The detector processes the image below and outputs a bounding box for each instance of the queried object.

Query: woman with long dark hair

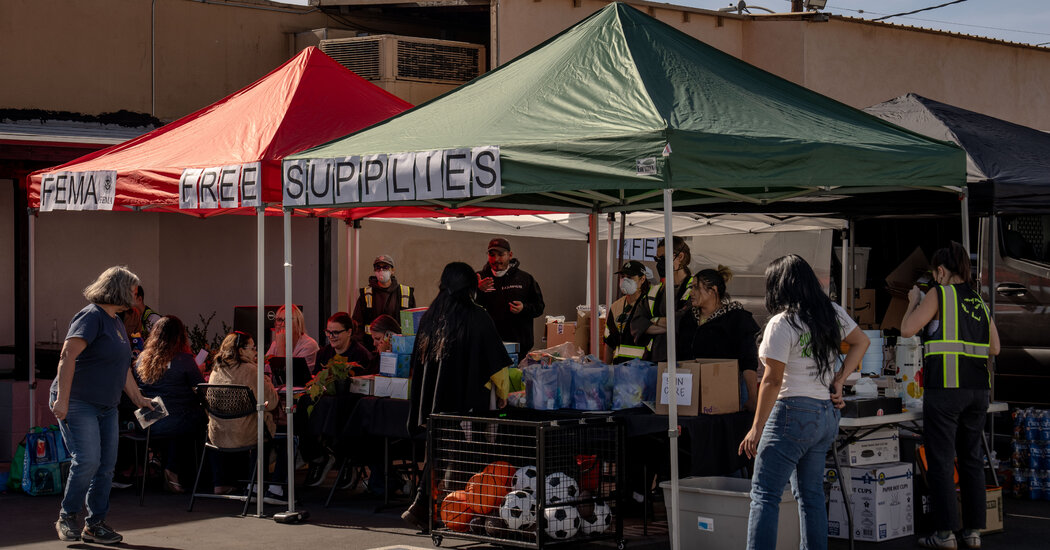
[401,261,512,530]
[902,242,999,550]
[134,316,205,493]
[677,265,761,411]
[739,255,869,550]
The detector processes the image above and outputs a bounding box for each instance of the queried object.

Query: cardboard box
[849,289,876,326]
[379,352,411,378]
[399,307,428,336]
[374,375,410,399]
[545,321,576,348]
[881,296,909,332]
[503,341,520,354]
[836,426,901,466]
[827,462,914,542]
[885,247,929,298]
[656,359,740,416]
[390,334,415,355]
[976,486,1003,534]
[573,309,607,354]
[350,374,376,395]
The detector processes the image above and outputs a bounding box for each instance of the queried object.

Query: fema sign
[179,162,261,209]
[39,171,117,211]
[282,146,501,206]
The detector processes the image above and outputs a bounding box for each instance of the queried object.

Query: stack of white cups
[860,329,884,376]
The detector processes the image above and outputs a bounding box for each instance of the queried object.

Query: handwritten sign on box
[656,359,740,416]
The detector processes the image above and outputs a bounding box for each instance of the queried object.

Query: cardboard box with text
[656,359,739,416]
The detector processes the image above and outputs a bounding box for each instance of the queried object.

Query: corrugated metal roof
[0,119,152,146]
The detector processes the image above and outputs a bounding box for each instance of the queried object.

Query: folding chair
[187,384,277,515]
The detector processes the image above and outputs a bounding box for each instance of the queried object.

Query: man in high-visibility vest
[351,254,415,351]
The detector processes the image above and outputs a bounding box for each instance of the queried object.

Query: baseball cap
[487,238,511,253]
[373,254,395,268]
[615,260,647,278]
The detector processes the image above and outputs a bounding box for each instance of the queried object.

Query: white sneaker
[919,531,957,550]
[960,529,981,549]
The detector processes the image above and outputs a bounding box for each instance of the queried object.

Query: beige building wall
[493,0,1050,130]
[0,0,330,120]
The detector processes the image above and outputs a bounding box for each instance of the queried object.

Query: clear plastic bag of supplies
[612,359,657,410]
[570,359,612,411]
[523,362,573,410]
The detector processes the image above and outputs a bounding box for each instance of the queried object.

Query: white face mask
[492,268,509,278]
[375,269,392,284]
[619,278,639,295]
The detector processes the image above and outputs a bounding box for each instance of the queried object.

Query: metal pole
[841,224,850,308]
[28,210,36,430]
[588,212,600,357]
[662,189,681,550]
[351,220,361,311]
[606,213,615,318]
[256,206,265,517]
[988,214,998,404]
[961,188,971,253]
[283,209,296,513]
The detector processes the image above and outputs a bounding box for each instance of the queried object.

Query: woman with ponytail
[902,242,999,550]
[676,265,761,411]
[740,255,869,550]
[402,262,512,531]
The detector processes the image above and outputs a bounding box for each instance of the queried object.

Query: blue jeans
[747,397,839,550]
[51,391,119,525]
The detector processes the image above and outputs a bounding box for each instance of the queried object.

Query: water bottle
[1026,408,1041,441]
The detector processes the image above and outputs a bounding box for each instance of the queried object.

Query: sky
[683,0,1050,46]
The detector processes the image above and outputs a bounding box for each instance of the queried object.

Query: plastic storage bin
[659,476,800,550]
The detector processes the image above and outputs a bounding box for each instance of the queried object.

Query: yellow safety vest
[362,284,412,334]
[922,284,992,389]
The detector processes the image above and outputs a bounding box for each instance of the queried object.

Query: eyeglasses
[325,329,347,337]
[274,317,285,326]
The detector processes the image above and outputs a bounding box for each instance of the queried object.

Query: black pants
[923,388,989,532]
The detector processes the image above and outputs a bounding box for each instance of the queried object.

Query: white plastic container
[659,476,800,550]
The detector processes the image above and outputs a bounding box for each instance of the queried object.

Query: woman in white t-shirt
[739,255,869,550]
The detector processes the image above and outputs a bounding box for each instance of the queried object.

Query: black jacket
[476,258,545,352]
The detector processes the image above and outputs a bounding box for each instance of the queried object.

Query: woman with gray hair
[50,266,154,544]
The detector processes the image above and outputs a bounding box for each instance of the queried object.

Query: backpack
[22,425,71,496]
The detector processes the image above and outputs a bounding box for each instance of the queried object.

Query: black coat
[476,259,545,352]
[408,305,511,430]
[676,307,760,374]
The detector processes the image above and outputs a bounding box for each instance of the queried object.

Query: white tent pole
[662,189,681,550]
[588,212,600,357]
[28,210,36,430]
[283,209,296,513]
[348,220,360,312]
[961,188,971,253]
[605,213,614,318]
[255,206,265,517]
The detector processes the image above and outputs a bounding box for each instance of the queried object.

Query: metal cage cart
[428,413,625,549]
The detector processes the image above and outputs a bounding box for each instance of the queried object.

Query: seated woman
[207,331,279,496]
[364,314,402,373]
[133,316,206,493]
[265,304,320,372]
[676,266,761,411]
[316,311,372,375]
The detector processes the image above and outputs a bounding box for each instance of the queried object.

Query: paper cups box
[837,426,900,466]
[827,462,914,542]
[399,307,428,336]
[351,374,377,395]
[391,334,416,355]
[656,359,739,416]
[379,352,411,378]
[374,375,410,399]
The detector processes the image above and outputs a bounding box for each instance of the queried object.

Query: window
[1001,215,1050,265]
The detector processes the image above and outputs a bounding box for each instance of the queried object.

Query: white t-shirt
[758,302,857,401]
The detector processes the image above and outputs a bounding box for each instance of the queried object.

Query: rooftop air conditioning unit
[320,34,485,85]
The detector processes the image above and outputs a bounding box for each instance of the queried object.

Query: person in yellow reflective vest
[902,242,1001,550]
[604,261,654,363]
[351,254,415,352]
[646,236,694,362]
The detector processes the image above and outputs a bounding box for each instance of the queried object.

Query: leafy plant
[187,312,231,372]
[304,355,361,414]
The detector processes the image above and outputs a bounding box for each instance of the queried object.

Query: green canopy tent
[283,3,964,546]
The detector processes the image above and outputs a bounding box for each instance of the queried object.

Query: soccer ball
[499,490,537,530]
[580,501,612,535]
[544,472,579,504]
[511,465,538,493]
[542,505,580,539]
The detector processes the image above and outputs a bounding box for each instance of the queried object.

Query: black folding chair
[187,383,279,515]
